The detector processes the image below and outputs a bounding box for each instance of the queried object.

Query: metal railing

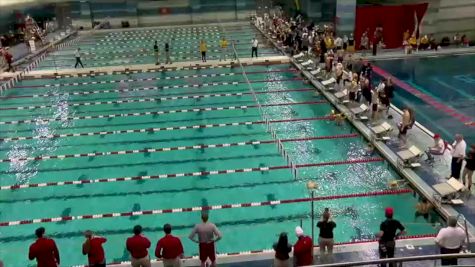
[311,253,475,267]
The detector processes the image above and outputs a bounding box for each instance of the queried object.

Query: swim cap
[385,207,394,217]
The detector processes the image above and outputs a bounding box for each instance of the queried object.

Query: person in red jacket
[28,227,60,267]
[126,225,151,267]
[155,223,184,267]
[293,226,313,266]
[82,230,107,267]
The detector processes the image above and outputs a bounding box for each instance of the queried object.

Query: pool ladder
[457,214,472,253]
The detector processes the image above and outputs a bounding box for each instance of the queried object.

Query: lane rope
[3,78,302,100]
[0,116,334,142]
[0,88,313,111]
[1,157,384,191]
[0,187,407,227]
[0,134,358,163]
[0,100,326,125]
[13,69,293,89]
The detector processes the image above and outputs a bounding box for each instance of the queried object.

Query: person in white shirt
[74,48,84,68]
[435,216,466,266]
[429,134,446,155]
[334,36,343,50]
[451,134,467,179]
[251,37,258,58]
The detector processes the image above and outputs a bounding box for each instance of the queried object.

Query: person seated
[419,35,429,50]
[428,134,445,155]
[408,34,417,49]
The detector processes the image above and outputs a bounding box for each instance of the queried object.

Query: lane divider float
[0,116,333,142]
[0,186,406,226]
[1,157,384,191]
[0,134,358,163]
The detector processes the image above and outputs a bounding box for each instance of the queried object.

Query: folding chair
[433,178,465,205]
[371,121,393,141]
[396,145,423,168]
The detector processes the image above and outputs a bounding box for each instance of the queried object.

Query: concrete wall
[382,0,475,41]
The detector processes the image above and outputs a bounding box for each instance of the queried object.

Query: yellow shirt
[409,37,417,45]
[199,42,207,52]
[420,36,428,44]
[219,39,228,48]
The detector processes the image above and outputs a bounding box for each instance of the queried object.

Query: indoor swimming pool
[0,61,442,266]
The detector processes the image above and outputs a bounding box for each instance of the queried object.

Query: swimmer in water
[330,110,345,126]
[365,143,375,156]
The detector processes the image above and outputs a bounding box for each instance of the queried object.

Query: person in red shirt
[126,225,151,267]
[82,230,107,267]
[3,48,14,72]
[28,227,60,267]
[155,224,184,267]
[293,226,314,266]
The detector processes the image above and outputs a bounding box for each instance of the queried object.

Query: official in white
[435,216,466,266]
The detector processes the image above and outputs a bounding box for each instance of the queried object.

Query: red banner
[354,3,428,49]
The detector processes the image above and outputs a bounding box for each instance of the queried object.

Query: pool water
[0,61,443,266]
[373,54,475,144]
[37,23,278,70]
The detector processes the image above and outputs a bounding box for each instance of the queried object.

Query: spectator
[156,224,184,267]
[450,134,467,179]
[4,48,14,72]
[347,33,355,52]
[317,208,336,262]
[462,144,475,191]
[453,33,461,46]
[153,41,160,65]
[189,212,222,267]
[461,35,470,47]
[75,48,84,68]
[165,42,172,64]
[377,207,405,267]
[219,36,228,61]
[334,36,343,51]
[251,37,259,58]
[371,86,380,120]
[384,77,394,118]
[398,107,414,147]
[360,32,369,52]
[435,216,466,266]
[402,29,410,45]
[273,232,292,267]
[82,230,107,267]
[293,226,313,266]
[428,134,445,155]
[126,225,151,267]
[199,39,207,62]
[28,227,60,267]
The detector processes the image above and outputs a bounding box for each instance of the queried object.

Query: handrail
[457,214,472,252]
[310,253,475,267]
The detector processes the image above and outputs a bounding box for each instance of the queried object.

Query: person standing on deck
[251,37,259,58]
[377,207,405,267]
[165,42,172,64]
[435,216,466,265]
[199,40,207,62]
[219,37,228,61]
[75,48,84,68]
[293,226,313,266]
[153,41,160,65]
[82,230,107,267]
[462,144,475,191]
[450,134,467,179]
[126,225,151,267]
[29,227,60,267]
[189,212,222,267]
[155,224,184,267]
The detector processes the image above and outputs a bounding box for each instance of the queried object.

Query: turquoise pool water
[37,24,278,70]
[374,54,475,144]
[0,62,443,266]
